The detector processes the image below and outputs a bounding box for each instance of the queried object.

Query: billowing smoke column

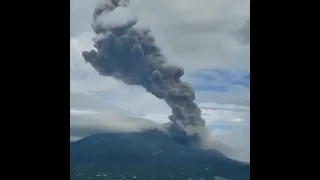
[82,0,206,130]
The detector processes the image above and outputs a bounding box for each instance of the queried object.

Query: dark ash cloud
[82,0,206,132]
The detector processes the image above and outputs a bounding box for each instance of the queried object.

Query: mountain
[70,128,250,180]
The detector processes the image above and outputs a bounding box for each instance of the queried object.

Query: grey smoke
[82,0,205,130]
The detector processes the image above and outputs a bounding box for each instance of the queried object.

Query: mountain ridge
[70,128,250,180]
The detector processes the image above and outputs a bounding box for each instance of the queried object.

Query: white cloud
[70,93,250,162]
[70,111,161,137]
[70,0,97,37]
[70,136,83,141]
[196,90,250,106]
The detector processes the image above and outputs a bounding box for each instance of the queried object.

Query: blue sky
[70,0,250,162]
[189,68,250,92]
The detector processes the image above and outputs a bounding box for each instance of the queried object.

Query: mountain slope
[70,129,249,180]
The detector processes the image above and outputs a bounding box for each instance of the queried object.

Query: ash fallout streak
[82,0,206,132]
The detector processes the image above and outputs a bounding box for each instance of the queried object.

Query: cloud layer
[70,93,250,162]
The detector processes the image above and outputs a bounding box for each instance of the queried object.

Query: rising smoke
[82,0,206,132]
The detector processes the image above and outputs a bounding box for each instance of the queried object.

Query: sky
[70,0,250,162]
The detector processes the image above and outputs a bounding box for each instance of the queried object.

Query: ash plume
[82,0,206,131]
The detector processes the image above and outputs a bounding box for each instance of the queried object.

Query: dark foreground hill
[70,129,250,180]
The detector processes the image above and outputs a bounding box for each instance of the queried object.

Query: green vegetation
[70,131,249,180]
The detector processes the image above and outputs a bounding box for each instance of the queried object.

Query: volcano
[70,126,250,180]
